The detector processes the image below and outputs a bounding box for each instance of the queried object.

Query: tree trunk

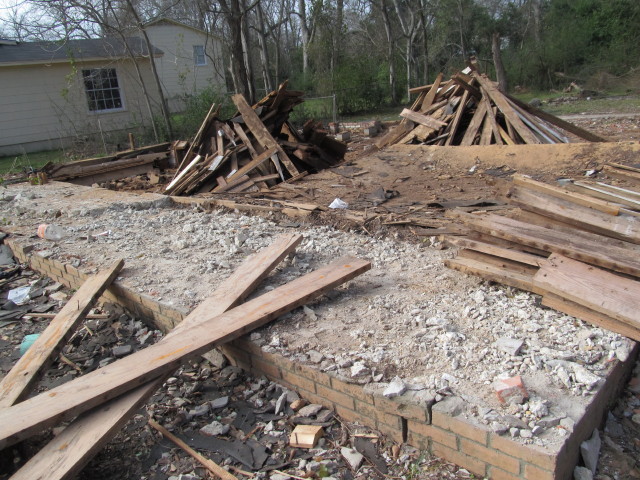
[256,4,274,93]
[492,32,508,92]
[379,0,397,104]
[125,0,173,139]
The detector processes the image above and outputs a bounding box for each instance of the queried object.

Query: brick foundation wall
[5,237,637,480]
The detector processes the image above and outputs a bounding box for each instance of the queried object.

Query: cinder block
[335,132,351,142]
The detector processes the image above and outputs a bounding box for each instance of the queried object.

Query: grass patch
[0,150,66,175]
[511,92,640,116]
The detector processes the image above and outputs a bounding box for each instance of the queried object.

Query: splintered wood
[166,81,347,196]
[378,69,607,148]
[444,174,640,342]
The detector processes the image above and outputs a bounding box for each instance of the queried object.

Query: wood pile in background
[443,173,640,341]
[165,81,347,196]
[42,143,173,186]
[376,68,607,149]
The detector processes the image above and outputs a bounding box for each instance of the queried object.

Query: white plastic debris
[328,198,348,209]
[8,285,32,305]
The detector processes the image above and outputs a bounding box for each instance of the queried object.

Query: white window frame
[193,45,206,66]
[82,68,126,113]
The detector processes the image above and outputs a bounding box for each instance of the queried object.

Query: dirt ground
[1,114,640,479]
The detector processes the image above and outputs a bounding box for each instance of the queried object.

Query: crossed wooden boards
[0,233,370,479]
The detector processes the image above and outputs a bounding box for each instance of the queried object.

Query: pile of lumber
[376,68,607,148]
[166,81,347,196]
[0,234,370,478]
[444,173,640,341]
[42,142,173,186]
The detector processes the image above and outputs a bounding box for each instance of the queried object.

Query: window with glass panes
[193,45,206,66]
[82,68,123,112]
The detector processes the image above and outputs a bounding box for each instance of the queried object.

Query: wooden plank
[451,211,640,277]
[480,88,503,145]
[472,73,540,144]
[512,174,620,215]
[603,165,640,183]
[445,256,541,294]
[399,109,447,129]
[233,123,260,156]
[451,74,482,99]
[457,249,538,276]
[289,425,324,448]
[568,182,640,211]
[608,162,640,174]
[479,113,493,145]
[541,293,640,341]
[165,155,201,192]
[11,234,303,480]
[409,83,433,95]
[375,121,415,149]
[420,73,443,112]
[0,260,124,408]
[506,94,608,142]
[460,102,487,146]
[149,419,238,480]
[533,254,640,336]
[231,94,300,177]
[445,91,470,146]
[445,236,545,266]
[0,257,371,450]
[174,103,219,177]
[213,147,278,193]
[508,186,640,244]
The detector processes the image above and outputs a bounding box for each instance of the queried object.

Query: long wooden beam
[0,256,370,450]
[10,234,302,480]
[0,260,124,408]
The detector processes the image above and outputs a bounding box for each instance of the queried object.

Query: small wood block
[289,425,324,448]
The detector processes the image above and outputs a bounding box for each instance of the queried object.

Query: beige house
[0,20,225,156]
[144,18,225,112]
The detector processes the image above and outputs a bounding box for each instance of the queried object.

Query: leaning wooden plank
[400,109,447,130]
[445,91,470,146]
[505,94,608,142]
[480,89,503,145]
[542,294,640,341]
[420,73,443,112]
[479,113,493,145]
[0,260,124,408]
[512,174,620,215]
[460,102,487,146]
[533,254,640,337]
[165,155,202,193]
[508,186,640,244]
[472,73,540,144]
[213,147,278,193]
[608,162,640,174]
[451,211,640,277]
[10,235,302,480]
[231,94,300,177]
[451,74,482,99]
[174,103,220,177]
[0,257,370,450]
[233,123,260,157]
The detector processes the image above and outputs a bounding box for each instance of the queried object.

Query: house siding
[145,22,225,112]
[0,58,161,156]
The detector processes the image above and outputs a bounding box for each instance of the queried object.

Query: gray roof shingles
[0,36,163,65]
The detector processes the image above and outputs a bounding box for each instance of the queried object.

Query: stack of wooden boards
[444,173,640,341]
[376,69,607,148]
[0,234,370,479]
[42,143,173,186]
[165,81,348,196]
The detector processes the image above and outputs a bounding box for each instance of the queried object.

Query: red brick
[460,438,520,474]
[316,384,354,410]
[373,395,428,422]
[300,390,332,410]
[376,409,401,428]
[408,420,457,450]
[431,443,486,477]
[335,404,376,427]
[432,411,489,445]
[490,434,556,471]
[488,466,522,480]
[281,369,316,394]
[330,376,374,404]
[354,399,383,426]
[293,363,332,387]
[495,375,528,404]
[378,420,403,443]
[523,463,555,480]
